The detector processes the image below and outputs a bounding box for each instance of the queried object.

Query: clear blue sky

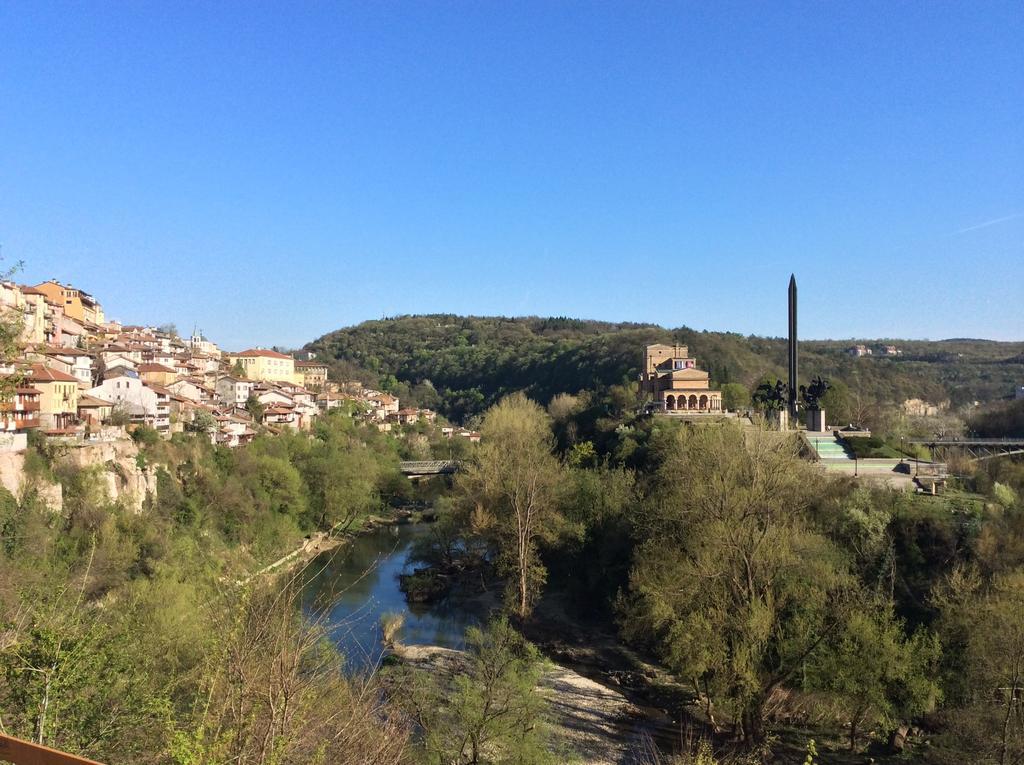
[2,1,1022,349]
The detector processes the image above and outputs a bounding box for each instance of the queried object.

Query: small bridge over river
[908,438,1024,461]
[399,460,462,477]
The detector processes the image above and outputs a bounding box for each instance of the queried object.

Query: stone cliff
[0,438,157,514]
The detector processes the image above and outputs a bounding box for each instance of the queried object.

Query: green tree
[621,424,853,741]
[0,563,166,760]
[245,393,265,424]
[131,424,160,446]
[247,453,307,518]
[720,382,751,411]
[812,603,941,750]
[934,567,1024,764]
[566,440,597,468]
[819,379,852,426]
[299,435,382,530]
[186,409,217,436]
[459,393,563,618]
[411,618,555,765]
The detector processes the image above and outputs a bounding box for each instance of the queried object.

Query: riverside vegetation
[2,318,1024,763]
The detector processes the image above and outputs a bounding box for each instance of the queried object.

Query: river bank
[246,510,421,589]
[299,520,682,763]
[391,643,655,765]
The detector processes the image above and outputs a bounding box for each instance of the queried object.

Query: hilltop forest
[308,315,1024,423]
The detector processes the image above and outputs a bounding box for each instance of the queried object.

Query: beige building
[28,363,80,430]
[77,393,115,429]
[640,344,722,413]
[225,349,298,383]
[295,360,328,390]
[0,282,47,344]
[138,362,179,387]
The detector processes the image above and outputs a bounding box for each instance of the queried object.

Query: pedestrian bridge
[399,460,462,476]
[907,438,1024,460]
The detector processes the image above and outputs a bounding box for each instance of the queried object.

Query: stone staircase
[809,435,855,460]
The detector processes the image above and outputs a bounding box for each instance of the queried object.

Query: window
[674,360,684,369]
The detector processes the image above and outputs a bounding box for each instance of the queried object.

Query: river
[302,522,489,671]
[302,522,671,763]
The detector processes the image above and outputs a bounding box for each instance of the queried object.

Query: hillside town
[0,279,466,451]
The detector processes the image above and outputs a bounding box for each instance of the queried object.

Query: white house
[87,370,167,431]
[366,393,399,420]
[168,377,210,403]
[39,349,95,388]
[256,387,296,409]
[100,348,139,373]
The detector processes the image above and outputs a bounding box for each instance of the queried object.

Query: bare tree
[177,581,413,765]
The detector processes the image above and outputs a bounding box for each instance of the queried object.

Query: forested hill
[307,315,1024,422]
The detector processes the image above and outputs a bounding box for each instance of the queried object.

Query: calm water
[302,523,486,671]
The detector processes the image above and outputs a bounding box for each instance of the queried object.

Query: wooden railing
[0,734,104,765]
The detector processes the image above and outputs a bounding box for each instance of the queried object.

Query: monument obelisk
[788,274,798,422]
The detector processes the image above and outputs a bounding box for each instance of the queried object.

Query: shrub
[131,425,160,447]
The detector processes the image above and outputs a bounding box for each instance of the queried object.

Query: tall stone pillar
[788,274,798,422]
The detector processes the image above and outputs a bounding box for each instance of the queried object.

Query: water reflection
[302,523,485,671]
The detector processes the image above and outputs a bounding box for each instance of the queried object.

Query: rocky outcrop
[59,440,157,513]
[0,450,27,499]
[0,439,157,514]
[0,451,63,512]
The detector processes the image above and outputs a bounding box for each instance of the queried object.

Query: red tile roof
[28,363,79,383]
[232,349,292,360]
[138,363,177,374]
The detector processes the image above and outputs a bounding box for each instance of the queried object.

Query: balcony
[0,401,40,414]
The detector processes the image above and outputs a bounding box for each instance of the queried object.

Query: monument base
[806,409,826,432]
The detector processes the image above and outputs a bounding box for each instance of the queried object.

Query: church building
[640,344,723,413]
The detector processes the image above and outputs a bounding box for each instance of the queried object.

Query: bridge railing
[907,438,1024,445]
[398,460,462,475]
[0,734,105,765]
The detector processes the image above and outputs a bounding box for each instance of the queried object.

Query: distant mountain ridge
[307,315,1024,421]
